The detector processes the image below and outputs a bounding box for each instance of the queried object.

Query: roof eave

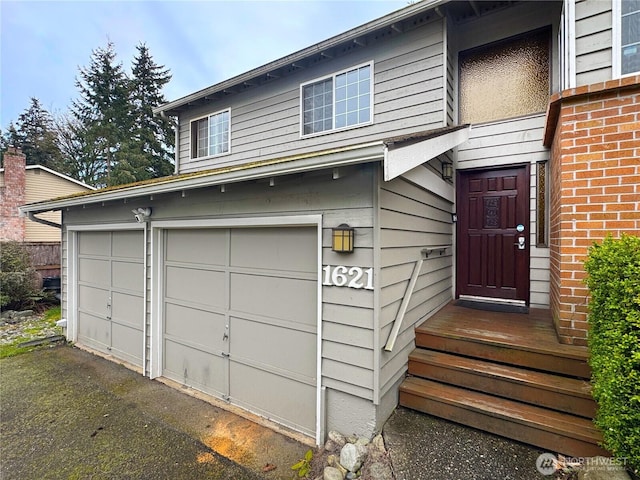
[18,141,385,215]
[154,0,447,116]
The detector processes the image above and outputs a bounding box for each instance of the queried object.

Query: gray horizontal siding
[457,115,549,168]
[445,32,455,127]
[377,175,454,401]
[63,165,377,401]
[457,114,550,308]
[575,0,613,85]
[177,18,445,174]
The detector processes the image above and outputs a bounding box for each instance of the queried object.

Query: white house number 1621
[322,266,374,290]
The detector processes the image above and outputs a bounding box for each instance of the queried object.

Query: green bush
[0,242,40,310]
[584,234,640,472]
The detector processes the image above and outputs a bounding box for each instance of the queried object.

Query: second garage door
[161,226,318,436]
[76,230,144,367]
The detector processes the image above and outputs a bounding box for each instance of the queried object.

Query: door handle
[515,237,526,250]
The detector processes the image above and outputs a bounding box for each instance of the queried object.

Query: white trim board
[383,126,470,181]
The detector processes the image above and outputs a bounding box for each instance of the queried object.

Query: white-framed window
[613,0,640,77]
[190,108,230,159]
[300,62,373,136]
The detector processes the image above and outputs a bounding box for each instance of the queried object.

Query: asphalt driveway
[0,345,309,480]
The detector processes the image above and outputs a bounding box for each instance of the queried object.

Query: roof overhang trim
[19,142,385,215]
[383,124,470,181]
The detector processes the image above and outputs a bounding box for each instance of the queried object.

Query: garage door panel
[111,322,143,364]
[161,225,317,438]
[163,340,226,396]
[165,303,226,350]
[112,260,143,292]
[230,316,316,379]
[230,273,316,325]
[76,231,143,368]
[230,361,316,436]
[78,284,109,316]
[79,258,110,286]
[78,311,110,349]
[111,291,143,329]
[165,266,226,308]
[230,227,317,273]
[79,231,111,256]
[112,230,143,258]
[166,229,228,265]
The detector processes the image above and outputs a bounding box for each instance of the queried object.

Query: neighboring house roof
[28,165,95,190]
[0,164,95,191]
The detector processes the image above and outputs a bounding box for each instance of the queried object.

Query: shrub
[0,242,40,310]
[584,234,640,472]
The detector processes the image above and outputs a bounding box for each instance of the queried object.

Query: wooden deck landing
[419,302,585,353]
[415,302,589,375]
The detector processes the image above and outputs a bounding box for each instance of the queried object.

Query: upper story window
[614,0,640,77]
[459,28,550,124]
[190,109,230,158]
[301,63,372,136]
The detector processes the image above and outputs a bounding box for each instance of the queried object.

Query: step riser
[408,360,597,418]
[416,332,591,378]
[400,390,608,458]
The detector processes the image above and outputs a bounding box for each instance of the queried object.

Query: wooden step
[408,349,596,418]
[399,377,608,458]
[415,329,591,378]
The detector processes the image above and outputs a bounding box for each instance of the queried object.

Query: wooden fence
[22,242,61,279]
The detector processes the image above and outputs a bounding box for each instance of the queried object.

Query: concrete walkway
[383,407,548,480]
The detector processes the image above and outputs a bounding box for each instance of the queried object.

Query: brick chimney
[0,147,27,241]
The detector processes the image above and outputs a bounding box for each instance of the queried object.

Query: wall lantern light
[441,161,454,182]
[332,224,354,253]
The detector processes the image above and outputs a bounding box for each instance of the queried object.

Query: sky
[0,0,409,128]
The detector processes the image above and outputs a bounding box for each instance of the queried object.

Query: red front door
[456,165,530,303]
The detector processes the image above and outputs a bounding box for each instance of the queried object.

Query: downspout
[27,211,61,229]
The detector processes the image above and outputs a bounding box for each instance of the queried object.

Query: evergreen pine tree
[1,98,63,169]
[129,43,175,179]
[54,112,105,187]
[0,123,21,166]
[72,42,131,187]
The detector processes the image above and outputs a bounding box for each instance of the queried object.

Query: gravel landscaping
[0,307,64,357]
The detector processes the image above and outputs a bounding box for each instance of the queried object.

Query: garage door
[162,227,317,436]
[77,230,144,367]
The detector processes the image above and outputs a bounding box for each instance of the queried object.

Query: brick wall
[546,77,640,345]
[0,148,26,241]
